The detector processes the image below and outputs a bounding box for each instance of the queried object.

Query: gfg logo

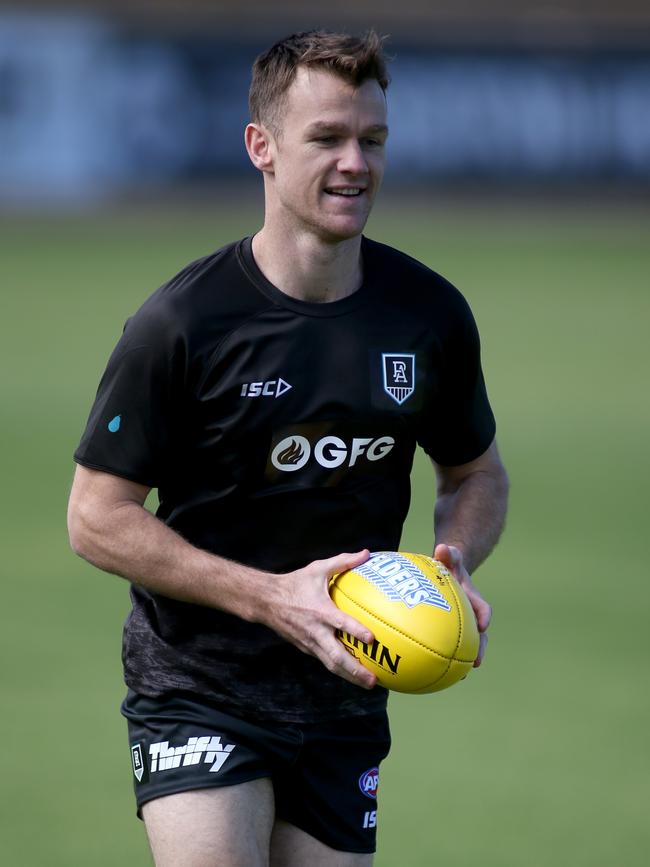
[271,434,395,473]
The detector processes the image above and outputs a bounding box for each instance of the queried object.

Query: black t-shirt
[74,236,496,723]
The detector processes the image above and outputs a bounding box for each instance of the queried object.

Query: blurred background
[2,2,649,865]
[2,0,650,201]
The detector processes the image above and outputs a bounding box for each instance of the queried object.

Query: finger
[319,549,370,579]
[321,638,377,689]
[296,623,376,689]
[328,601,375,647]
[473,631,488,668]
[465,587,492,632]
[434,544,492,632]
[340,661,377,689]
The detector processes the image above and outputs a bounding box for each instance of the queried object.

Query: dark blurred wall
[14,1,650,45]
[1,6,649,203]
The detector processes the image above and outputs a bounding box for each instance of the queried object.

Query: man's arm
[431,439,509,666]
[67,465,377,689]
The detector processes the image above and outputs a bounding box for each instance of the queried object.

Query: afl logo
[359,767,379,799]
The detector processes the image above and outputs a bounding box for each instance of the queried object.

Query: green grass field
[2,194,649,865]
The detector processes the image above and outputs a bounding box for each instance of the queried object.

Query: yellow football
[330,551,480,693]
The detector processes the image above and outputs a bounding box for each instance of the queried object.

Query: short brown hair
[249,30,390,135]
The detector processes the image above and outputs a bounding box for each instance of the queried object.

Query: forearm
[434,464,509,574]
[69,495,271,624]
[67,466,376,688]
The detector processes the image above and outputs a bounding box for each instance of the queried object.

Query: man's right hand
[260,550,378,690]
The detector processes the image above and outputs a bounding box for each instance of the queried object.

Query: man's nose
[337,140,368,175]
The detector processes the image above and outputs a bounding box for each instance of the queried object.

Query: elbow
[67,499,97,563]
[492,464,510,539]
[497,462,510,500]
[488,462,510,522]
[67,510,88,561]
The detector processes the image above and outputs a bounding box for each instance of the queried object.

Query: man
[68,30,508,867]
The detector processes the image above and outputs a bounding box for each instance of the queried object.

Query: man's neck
[251,225,363,304]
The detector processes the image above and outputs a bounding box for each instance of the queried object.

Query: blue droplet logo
[108,415,121,433]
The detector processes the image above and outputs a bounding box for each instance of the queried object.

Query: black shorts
[121,690,391,854]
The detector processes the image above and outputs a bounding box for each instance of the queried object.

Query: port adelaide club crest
[382,353,415,405]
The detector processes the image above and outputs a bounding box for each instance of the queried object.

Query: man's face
[267,67,388,243]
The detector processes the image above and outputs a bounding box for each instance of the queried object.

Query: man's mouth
[324,187,365,197]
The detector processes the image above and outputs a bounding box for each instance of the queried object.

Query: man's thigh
[142,779,275,867]
[123,691,389,861]
[271,820,373,867]
[272,711,390,855]
[141,786,372,867]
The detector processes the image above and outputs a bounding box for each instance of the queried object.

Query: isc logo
[271,434,395,472]
[241,378,292,398]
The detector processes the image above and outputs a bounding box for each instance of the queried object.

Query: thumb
[434,543,461,571]
[435,544,491,634]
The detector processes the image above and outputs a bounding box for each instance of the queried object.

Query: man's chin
[316,214,370,244]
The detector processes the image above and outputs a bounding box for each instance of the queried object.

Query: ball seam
[439,566,464,661]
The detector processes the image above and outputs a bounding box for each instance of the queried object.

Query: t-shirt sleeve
[418,289,496,466]
[74,302,185,488]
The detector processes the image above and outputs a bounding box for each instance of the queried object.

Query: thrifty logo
[149,736,236,774]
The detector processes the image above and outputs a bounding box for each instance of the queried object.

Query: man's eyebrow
[305,121,389,136]
[364,124,389,136]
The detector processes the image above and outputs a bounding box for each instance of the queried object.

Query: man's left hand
[434,543,491,668]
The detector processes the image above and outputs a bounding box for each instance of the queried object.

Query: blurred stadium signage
[1,13,649,203]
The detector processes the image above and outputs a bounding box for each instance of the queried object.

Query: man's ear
[245,122,275,172]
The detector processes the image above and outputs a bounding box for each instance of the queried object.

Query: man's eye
[316,137,337,144]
